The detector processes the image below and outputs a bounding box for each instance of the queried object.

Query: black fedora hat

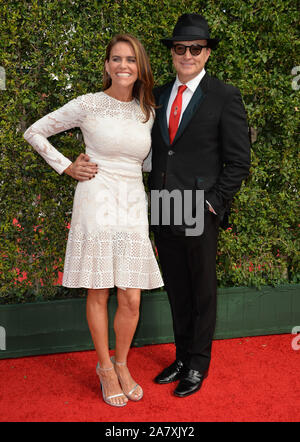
[161,13,219,50]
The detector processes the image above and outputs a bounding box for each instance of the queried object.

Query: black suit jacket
[148,72,251,234]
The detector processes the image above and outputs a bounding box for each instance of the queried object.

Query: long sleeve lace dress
[23,92,163,290]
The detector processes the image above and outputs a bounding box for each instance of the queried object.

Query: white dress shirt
[166,69,206,126]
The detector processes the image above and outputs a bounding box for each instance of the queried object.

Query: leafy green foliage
[0,0,299,303]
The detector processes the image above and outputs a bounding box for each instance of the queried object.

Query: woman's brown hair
[103,34,155,123]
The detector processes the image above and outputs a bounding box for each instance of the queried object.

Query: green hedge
[0,0,299,304]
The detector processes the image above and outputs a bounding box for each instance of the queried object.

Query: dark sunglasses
[172,44,208,56]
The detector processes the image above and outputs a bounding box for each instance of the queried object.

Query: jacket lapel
[156,73,210,146]
[172,73,209,145]
[156,82,173,147]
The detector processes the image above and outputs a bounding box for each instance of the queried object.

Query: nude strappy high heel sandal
[111,356,143,401]
[96,362,128,407]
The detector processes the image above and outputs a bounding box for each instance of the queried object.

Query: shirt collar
[175,69,206,93]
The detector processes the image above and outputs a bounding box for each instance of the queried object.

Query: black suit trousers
[154,211,220,373]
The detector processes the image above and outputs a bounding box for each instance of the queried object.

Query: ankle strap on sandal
[115,361,127,366]
[96,362,114,372]
[111,356,127,366]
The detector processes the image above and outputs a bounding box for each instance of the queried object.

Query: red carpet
[0,334,299,422]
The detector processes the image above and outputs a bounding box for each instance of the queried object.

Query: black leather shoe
[174,369,207,397]
[154,360,184,384]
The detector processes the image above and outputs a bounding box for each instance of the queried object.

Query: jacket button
[168,150,174,156]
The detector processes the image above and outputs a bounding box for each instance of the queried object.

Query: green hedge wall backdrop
[0,0,299,304]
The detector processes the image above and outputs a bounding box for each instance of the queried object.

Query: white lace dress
[23,92,163,290]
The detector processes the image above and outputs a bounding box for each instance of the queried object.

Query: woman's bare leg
[86,288,127,406]
[113,288,143,399]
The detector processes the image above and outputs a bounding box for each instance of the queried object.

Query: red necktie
[168,85,187,144]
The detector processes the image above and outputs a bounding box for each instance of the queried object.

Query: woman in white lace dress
[23,34,163,407]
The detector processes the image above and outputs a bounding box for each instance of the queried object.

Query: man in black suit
[148,13,251,397]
